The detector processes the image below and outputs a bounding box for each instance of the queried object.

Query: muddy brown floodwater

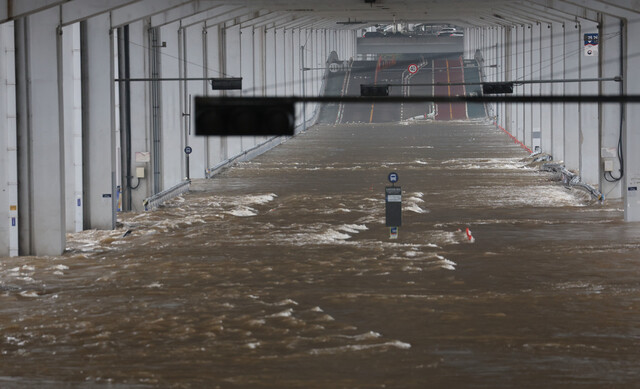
[2,121,640,388]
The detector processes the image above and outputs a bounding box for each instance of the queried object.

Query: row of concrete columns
[1,7,357,257]
[464,13,640,221]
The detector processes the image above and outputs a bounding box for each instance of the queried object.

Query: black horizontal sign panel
[195,97,295,137]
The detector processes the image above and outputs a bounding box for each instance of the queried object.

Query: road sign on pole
[408,64,418,74]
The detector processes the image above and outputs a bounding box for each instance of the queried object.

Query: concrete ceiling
[1,0,637,28]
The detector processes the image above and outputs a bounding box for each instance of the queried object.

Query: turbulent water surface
[2,122,640,388]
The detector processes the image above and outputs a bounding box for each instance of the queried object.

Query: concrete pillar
[159,21,185,188]
[1,22,18,257]
[516,26,525,142]
[15,9,67,256]
[128,21,152,210]
[224,24,242,157]
[62,23,83,233]
[265,28,276,96]
[540,23,553,153]
[276,28,286,96]
[523,24,533,148]
[551,22,565,162]
[285,29,294,96]
[508,26,517,137]
[563,22,580,172]
[497,27,506,128]
[600,14,623,199]
[579,19,600,186]
[624,16,640,221]
[204,23,226,169]
[81,14,117,231]
[185,23,207,179]
[531,23,542,152]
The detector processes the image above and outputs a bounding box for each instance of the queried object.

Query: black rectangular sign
[482,82,514,94]
[211,78,242,90]
[195,97,295,136]
[385,186,402,227]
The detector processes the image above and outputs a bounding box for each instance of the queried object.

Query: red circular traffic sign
[408,64,418,74]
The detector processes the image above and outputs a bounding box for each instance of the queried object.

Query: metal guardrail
[142,179,191,211]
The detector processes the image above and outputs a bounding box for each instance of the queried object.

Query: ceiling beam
[61,0,139,26]
[110,0,200,28]
[560,0,635,18]
[0,0,66,22]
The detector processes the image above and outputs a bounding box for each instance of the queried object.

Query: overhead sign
[211,77,242,90]
[195,97,295,136]
[584,33,599,57]
[482,82,514,94]
[408,64,418,74]
[361,84,389,97]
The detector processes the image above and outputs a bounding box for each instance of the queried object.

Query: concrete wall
[465,11,630,207]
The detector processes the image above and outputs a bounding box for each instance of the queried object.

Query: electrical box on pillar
[195,97,295,136]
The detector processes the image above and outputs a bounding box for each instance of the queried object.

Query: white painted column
[81,13,116,231]
[265,27,277,96]
[531,23,542,153]
[624,16,640,221]
[224,24,243,157]
[540,23,553,153]
[0,22,18,257]
[185,23,207,179]
[128,21,152,211]
[204,23,225,169]
[579,19,600,186]
[159,21,185,188]
[276,28,286,97]
[498,27,507,129]
[15,8,66,255]
[551,22,565,162]
[523,24,533,148]
[563,22,580,172]
[509,27,518,136]
[62,23,83,233]
[600,15,623,199]
[240,25,258,148]
[516,26,525,142]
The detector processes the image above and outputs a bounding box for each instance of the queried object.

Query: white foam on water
[414,160,429,165]
[338,224,368,234]
[404,251,421,257]
[227,206,258,217]
[435,255,457,270]
[21,265,35,271]
[144,282,163,289]
[53,265,69,271]
[406,204,427,214]
[274,299,299,306]
[310,306,324,312]
[246,342,261,349]
[19,290,40,298]
[243,194,278,205]
[308,340,411,355]
[268,308,294,318]
[407,196,424,203]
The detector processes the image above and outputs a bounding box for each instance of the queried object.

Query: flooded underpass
[2,121,640,388]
